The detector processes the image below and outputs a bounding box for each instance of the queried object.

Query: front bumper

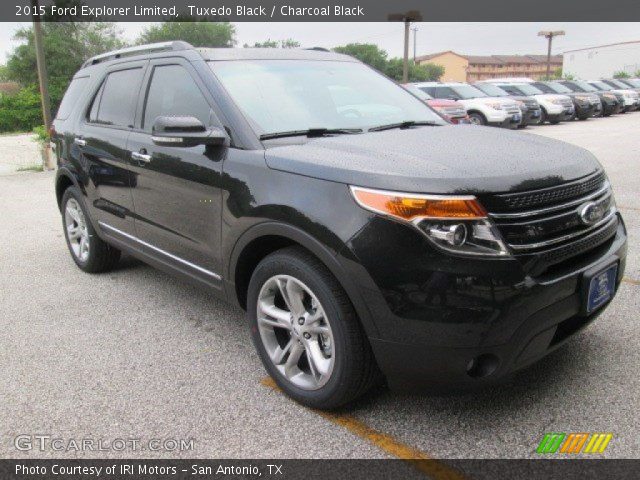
[522,108,542,125]
[574,102,596,118]
[346,216,627,390]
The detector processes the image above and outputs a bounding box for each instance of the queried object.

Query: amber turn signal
[350,186,487,221]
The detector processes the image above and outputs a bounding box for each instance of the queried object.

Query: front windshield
[624,78,640,88]
[509,83,544,95]
[474,83,509,97]
[590,81,611,91]
[209,60,445,135]
[531,82,555,94]
[573,81,597,92]
[609,79,630,89]
[451,85,487,99]
[546,82,573,94]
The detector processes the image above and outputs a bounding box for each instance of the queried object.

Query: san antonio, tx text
[16,463,283,476]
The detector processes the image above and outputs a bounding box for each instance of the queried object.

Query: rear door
[126,58,225,285]
[76,61,147,236]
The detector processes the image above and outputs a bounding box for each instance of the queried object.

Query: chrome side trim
[508,209,617,251]
[98,222,222,280]
[489,183,610,219]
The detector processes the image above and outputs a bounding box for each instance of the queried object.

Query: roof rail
[305,47,330,52]
[81,41,194,68]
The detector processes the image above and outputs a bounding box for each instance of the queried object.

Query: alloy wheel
[257,275,335,390]
[64,198,90,262]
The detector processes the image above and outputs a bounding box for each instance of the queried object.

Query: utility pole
[388,11,422,83]
[538,30,565,79]
[411,26,418,62]
[31,0,54,169]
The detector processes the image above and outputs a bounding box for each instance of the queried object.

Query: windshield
[209,60,445,135]
[572,81,597,92]
[450,85,487,99]
[608,79,630,89]
[590,81,611,91]
[509,83,544,96]
[545,82,573,94]
[474,83,509,97]
[403,84,432,101]
[624,78,640,88]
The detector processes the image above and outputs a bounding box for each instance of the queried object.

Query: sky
[1,22,639,63]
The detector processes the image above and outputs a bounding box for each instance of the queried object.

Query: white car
[413,82,521,128]
[589,80,639,112]
[481,80,574,124]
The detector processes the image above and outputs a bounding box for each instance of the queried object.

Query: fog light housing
[428,224,467,246]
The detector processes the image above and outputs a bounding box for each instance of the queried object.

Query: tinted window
[88,82,105,123]
[433,87,456,98]
[143,65,211,131]
[92,68,143,127]
[56,77,89,120]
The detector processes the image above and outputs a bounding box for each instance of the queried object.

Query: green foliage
[244,38,301,49]
[32,125,49,144]
[333,43,388,72]
[0,85,43,132]
[635,70,640,78]
[613,71,630,79]
[333,43,443,82]
[0,65,8,82]
[137,21,236,47]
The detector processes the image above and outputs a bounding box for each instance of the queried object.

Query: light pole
[411,26,418,62]
[388,12,422,83]
[538,30,565,79]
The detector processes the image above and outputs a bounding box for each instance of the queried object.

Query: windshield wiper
[259,128,363,140]
[367,120,441,132]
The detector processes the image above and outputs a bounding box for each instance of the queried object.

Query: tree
[384,58,444,82]
[0,65,8,82]
[137,21,236,48]
[613,70,630,79]
[245,39,301,49]
[333,43,388,72]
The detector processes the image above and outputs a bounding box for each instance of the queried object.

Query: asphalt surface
[0,113,638,461]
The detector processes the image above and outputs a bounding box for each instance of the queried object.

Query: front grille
[442,106,466,117]
[482,171,606,212]
[504,103,521,115]
[525,100,540,110]
[560,98,573,108]
[483,172,618,266]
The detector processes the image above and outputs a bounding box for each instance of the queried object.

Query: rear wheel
[61,187,121,273]
[248,247,379,409]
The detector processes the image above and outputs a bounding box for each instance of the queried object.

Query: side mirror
[151,116,227,147]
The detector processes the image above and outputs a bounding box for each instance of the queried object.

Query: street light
[388,11,423,83]
[538,30,565,79]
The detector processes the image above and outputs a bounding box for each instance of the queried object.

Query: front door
[126,59,225,286]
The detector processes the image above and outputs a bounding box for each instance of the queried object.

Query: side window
[89,68,144,127]
[56,76,89,120]
[434,87,455,98]
[143,65,211,131]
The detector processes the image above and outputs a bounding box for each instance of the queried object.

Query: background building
[563,40,640,79]
[416,51,563,82]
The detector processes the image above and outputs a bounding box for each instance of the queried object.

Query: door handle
[74,138,86,146]
[131,151,152,163]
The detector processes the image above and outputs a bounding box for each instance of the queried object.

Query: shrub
[0,85,42,133]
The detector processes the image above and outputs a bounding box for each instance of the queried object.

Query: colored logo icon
[537,433,613,454]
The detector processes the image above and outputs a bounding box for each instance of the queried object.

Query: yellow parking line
[622,277,640,286]
[260,377,467,480]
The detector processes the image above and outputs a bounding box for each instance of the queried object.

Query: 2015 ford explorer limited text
[53,42,627,409]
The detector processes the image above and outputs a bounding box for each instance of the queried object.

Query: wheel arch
[55,167,83,211]
[227,222,380,338]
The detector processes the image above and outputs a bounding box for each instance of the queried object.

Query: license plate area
[583,262,618,314]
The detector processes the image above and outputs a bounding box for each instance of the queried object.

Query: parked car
[472,82,541,128]
[484,81,574,124]
[530,81,601,120]
[52,42,627,409]
[617,78,640,90]
[401,84,470,124]
[414,82,522,128]
[559,80,622,116]
[588,80,639,112]
[602,78,640,96]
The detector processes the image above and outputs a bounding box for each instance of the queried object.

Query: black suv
[531,81,602,120]
[53,42,627,409]
[559,80,622,117]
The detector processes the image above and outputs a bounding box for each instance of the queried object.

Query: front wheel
[467,112,486,126]
[248,247,380,409]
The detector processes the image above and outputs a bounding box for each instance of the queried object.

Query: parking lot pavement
[0,133,41,174]
[0,113,638,463]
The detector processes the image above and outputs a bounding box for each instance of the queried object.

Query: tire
[467,112,486,126]
[248,246,380,409]
[61,186,121,273]
[539,108,547,124]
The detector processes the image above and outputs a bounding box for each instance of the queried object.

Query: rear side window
[89,68,144,127]
[143,65,211,131]
[56,77,89,120]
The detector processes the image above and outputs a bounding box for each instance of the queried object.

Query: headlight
[574,95,589,101]
[549,98,562,105]
[486,102,503,110]
[350,186,511,257]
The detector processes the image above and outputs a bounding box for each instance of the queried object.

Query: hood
[264,125,601,194]
[534,93,571,102]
